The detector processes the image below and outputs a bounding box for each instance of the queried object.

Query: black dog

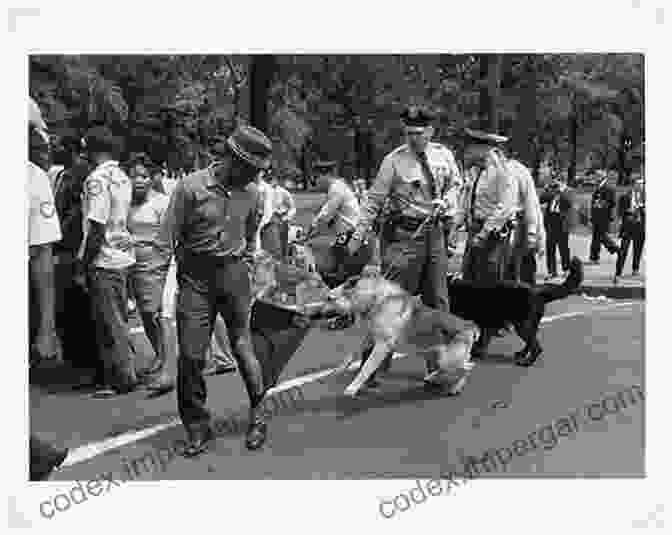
[446,257,584,366]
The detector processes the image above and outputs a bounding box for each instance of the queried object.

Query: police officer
[461,129,518,285]
[156,125,272,456]
[504,150,545,284]
[347,106,462,385]
[589,171,619,263]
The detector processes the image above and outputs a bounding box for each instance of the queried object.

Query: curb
[579,284,645,301]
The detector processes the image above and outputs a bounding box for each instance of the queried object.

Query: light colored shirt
[78,160,136,270]
[28,161,62,251]
[313,178,361,234]
[355,142,462,238]
[128,190,171,271]
[464,158,517,234]
[508,159,543,242]
[270,185,296,220]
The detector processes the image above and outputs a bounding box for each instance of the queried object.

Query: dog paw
[515,347,543,367]
[344,386,359,398]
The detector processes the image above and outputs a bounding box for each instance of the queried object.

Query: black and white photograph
[8,2,664,532]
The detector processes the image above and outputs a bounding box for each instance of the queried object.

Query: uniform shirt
[355,142,461,238]
[270,184,296,220]
[590,179,616,221]
[127,190,171,271]
[463,158,517,234]
[28,161,62,253]
[156,167,260,260]
[78,160,136,270]
[313,177,361,235]
[507,159,544,243]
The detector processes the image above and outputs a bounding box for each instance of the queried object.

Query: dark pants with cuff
[615,220,645,276]
[176,256,264,438]
[546,219,571,276]
[87,267,137,391]
[590,220,618,261]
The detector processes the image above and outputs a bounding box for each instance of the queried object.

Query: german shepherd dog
[446,256,584,366]
[325,277,481,398]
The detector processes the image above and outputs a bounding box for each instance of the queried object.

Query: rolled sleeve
[83,177,110,225]
[355,155,395,238]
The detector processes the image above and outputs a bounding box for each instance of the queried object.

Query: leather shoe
[245,420,268,451]
[182,426,215,458]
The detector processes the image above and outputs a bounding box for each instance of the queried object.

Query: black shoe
[203,360,237,376]
[245,420,268,451]
[182,426,215,458]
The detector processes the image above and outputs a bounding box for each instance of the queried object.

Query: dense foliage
[30,54,643,185]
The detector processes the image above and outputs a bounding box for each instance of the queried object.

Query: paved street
[30,197,645,482]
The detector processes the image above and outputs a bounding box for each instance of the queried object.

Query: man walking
[348,106,462,387]
[74,126,139,397]
[613,177,645,284]
[589,171,619,263]
[156,125,273,456]
[461,129,518,285]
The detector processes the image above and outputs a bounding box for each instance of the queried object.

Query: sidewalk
[449,230,645,301]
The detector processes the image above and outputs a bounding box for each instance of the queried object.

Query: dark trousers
[462,231,511,285]
[590,220,618,261]
[361,225,449,376]
[545,220,571,275]
[54,258,98,368]
[176,258,264,437]
[87,267,137,390]
[616,221,645,275]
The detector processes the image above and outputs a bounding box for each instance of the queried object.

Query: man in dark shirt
[157,125,273,456]
[614,177,645,284]
[540,178,575,279]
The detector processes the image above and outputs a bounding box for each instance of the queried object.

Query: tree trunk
[249,55,276,133]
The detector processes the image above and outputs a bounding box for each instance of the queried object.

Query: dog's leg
[424,332,477,395]
[472,326,492,359]
[344,341,393,397]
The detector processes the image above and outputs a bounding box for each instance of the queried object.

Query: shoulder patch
[86,178,104,197]
[39,201,56,218]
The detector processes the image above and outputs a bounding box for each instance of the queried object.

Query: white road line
[61,300,642,468]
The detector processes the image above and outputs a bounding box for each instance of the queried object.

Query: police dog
[326,276,480,398]
[446,257,584,366]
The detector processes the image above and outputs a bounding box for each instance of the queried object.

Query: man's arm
[245,183,263,253]
[155,180,188,263]
[351,156,395,244]
[284,189,296,221]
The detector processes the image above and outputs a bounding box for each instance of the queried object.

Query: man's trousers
[175,257,264,437]
[545,220,571,275]
[87,267,137,391]
[590,220,618,261]
[615,221,645,276]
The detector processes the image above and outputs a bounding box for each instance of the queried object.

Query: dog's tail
[538,257,584,304]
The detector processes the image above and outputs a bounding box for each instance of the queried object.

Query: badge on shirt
[40,201,56,218]
[87,179,103,198]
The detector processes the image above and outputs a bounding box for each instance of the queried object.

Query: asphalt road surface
[30,194,645,482]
